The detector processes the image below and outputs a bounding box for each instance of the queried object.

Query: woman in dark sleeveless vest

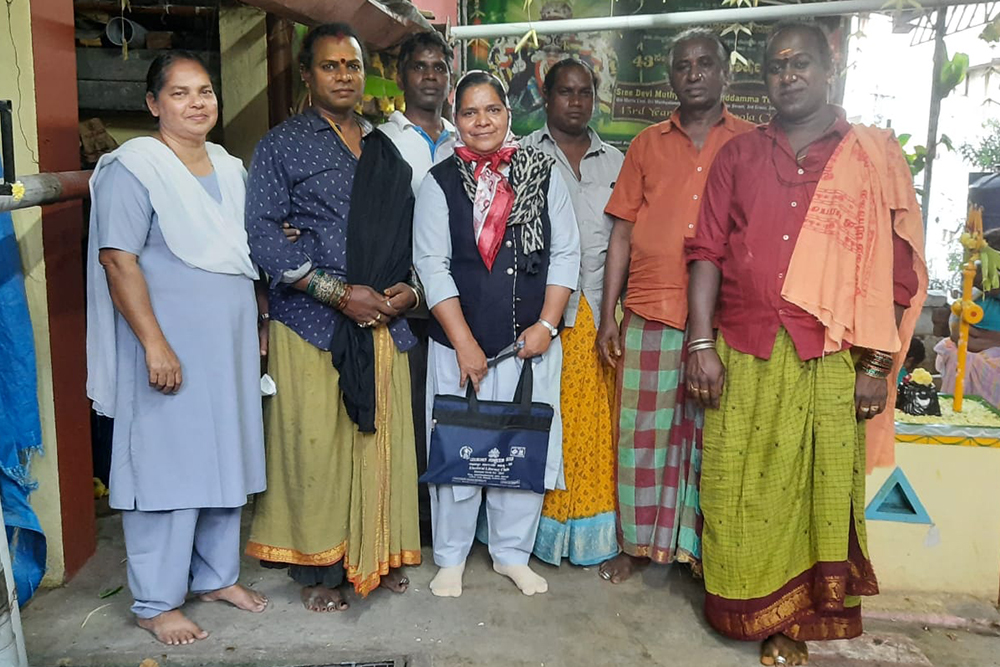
[413,71,581,598]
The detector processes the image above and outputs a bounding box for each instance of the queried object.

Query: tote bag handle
[463,359,534,411]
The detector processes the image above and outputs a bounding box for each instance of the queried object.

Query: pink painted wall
[414,0,457,23]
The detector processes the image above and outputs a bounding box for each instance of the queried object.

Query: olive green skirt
[246,321,421,596]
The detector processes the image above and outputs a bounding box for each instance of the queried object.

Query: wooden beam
[240,0,432,49]
[74,1,217,16]
[31,0,97,582]
[76,48,222,112]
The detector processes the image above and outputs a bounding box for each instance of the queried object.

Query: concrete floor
[20,513,1000,667]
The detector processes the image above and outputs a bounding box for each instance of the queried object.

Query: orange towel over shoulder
[780,124,928,472]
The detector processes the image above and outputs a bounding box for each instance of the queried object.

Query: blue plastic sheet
[0,201,48,604]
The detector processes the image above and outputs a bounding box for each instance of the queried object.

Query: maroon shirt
[685,112,919,361]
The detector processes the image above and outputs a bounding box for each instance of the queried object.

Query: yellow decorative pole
[953,207,987,412]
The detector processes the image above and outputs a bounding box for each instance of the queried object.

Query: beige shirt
[522,125,624,327]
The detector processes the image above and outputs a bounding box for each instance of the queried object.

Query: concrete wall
[219,6,270,166]
[0,0,66,585]
[866,443,1000,599]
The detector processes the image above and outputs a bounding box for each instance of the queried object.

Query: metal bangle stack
[306,269,352,310]
[859,350,893,379]
[687,337,716,354]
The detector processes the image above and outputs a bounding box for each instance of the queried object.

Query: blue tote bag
[420,359,553,494]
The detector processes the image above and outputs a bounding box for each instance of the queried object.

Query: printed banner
[462,0,844,148]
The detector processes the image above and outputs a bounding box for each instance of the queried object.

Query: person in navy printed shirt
[244,22,422,612]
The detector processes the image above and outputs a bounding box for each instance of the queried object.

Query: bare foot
[200,584,268,613]
[379,568,410,594]
[430,563,465,598]
[300,585,349,612]
[136,609,208,646]
[598,552,648,584]
[761,634,809,666]
[493,563,548,596]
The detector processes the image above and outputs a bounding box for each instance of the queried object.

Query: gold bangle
[337,283,353,310]
[408,284,421,310]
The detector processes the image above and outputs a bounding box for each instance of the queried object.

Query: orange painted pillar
[30,0,97,579]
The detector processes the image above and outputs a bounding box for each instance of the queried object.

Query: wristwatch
[537,318,558,338]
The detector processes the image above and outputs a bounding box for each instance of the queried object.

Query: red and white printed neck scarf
[453,137,520,271]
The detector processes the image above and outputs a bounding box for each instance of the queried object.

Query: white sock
[430,563,465,598]
[493,562,548,596]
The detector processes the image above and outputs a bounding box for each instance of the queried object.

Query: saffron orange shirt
[604,108,754,329]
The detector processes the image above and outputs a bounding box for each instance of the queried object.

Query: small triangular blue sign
[865,467,932,525]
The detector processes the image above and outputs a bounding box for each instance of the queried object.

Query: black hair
[542,58,599,97]
[455,71,508,112]
[765,20,834,71]
[299,23,368,71]
[907,338,926,365]
[667,28,731,73]
[397,30,453,74]
[145,51,210,98]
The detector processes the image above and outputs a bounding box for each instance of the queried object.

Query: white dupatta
[86,137,258,417]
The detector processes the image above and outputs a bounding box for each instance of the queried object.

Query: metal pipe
[921,8,948,227]
[450,0,987,38]
[0,171,93,213]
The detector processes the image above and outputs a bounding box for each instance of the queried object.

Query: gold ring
[375,312,382,322]
[386,299,392,308]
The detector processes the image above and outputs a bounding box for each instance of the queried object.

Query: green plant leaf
[98,585,123,599]
[363,75,403,98]
[898,133,912,147]
[959,119,1000,169]
[980,16,1000,43]
[983,246,1000,291]
[939,51,970,97]
[939,134,954,151]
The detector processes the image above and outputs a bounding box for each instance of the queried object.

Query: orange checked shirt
[604,108,754,329]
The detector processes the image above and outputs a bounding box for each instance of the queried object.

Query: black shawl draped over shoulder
[330,129,414,433]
